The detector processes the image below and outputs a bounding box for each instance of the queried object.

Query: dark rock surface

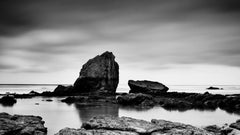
[128,80,168,95]
[53,85,73,95]
[0,95,17,106]
[73,51,119,94]
[204,125,222,135]
[207,86,222,90]
[117,93,155,108]
[61,95,117,104]
[0,112,47,135]
[230,119,240,130]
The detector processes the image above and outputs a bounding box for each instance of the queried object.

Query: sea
[0,84,240,135]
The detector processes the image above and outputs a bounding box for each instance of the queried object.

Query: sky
[0,0,240,86]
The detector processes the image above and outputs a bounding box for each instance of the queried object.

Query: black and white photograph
[0,0,240,134]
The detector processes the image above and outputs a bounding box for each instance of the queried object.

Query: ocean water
[0,84,240,95]
[0,84,240,134]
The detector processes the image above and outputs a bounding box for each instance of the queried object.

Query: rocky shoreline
[0,112,47,135]
[1,112,240,135]
[1,52,240,135]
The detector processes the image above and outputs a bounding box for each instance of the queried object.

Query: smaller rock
[0,112,47,135]
[29,91,40,96]
[207,86,222,90]
[45,99,53,102]
[0,95,17,106]
[128,80,168,95]
[230,119,240,130]
[204,125,221,134]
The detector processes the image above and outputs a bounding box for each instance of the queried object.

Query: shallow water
[0,97,239,135]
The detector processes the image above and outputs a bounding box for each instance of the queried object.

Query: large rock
[0,112,47,135]
[55,128,138,135]
[128,80,168,95]
[74,51,119,94]
[82,115,162,134]
[80,115,213,135]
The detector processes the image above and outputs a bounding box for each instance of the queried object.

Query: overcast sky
[1,0,240,86]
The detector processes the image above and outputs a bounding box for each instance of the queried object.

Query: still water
[0,97,239,135]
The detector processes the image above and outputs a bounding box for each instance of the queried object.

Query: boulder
[128,80,168,95]
[0,95,17,106]
[0,112,47,135]
[55,127,138,135]
[74,51,119,94]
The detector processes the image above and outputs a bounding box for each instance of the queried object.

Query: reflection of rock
[0,112,47,135]
[55,128,137,135]
[128,80,168,95]
[74,51,119,94]
[74,102,119,122]
[0,95,17,106]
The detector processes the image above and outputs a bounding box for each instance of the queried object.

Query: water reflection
[74,102,119,122]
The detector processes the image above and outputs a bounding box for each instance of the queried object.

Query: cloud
[0,0,240,76]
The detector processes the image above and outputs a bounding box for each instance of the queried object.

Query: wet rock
[0,112,47,135]
[128,80,168,95]
[158,98,193,111]
[117,93,154,108]
[151,119,213,135]
[55,127,138,135]
[82,115,162,134]
[0,95,17,106]
[230,119,240,130]
[73,51,119,94]
[53,85,73,95]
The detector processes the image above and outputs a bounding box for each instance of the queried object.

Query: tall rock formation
[73,51,119,94]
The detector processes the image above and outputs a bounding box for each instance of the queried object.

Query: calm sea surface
[0,84,240,135]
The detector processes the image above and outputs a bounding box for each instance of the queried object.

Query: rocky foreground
[55,115,240,135]
[0,112,47,135]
